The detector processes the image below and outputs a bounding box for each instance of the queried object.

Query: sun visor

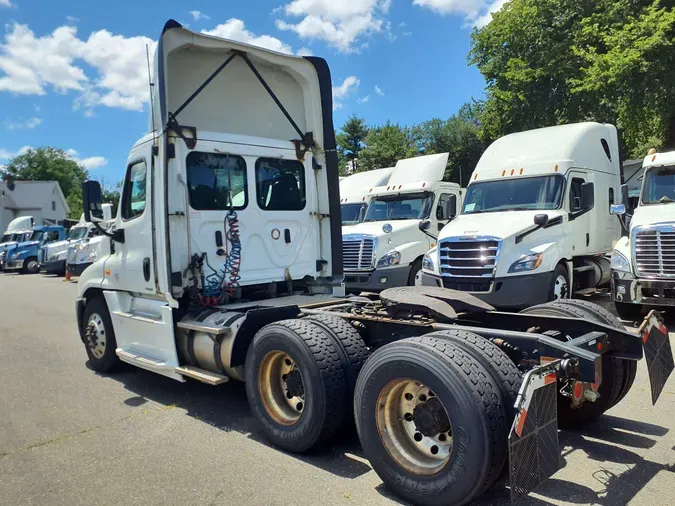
[151,20,329,151]
[387,153,449,186]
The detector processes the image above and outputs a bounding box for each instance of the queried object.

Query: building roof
[0,181,70,214]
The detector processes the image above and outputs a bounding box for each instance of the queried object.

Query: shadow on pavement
[90,362,373,480]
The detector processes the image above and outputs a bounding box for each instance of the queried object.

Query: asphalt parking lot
[1,273,674,506]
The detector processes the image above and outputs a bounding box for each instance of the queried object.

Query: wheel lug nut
[438,434,446,442]
[414,432,423,442]
[430,445,439,455]
[404,413,413,422]
[404,393,413,401]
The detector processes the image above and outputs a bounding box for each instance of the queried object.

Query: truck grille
[634,227,675,278]
[343,235,377,271]
[439,237,501,278]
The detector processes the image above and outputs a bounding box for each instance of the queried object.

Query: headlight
[377,250,401,268]
[509,253,543,273]
[423,251,435,272]
[86,251,97,262]
[611,251,631,273]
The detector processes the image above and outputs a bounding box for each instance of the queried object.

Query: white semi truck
[342,153,463,291]
[74,20,671,506]
[0,216,34,270]
[422,123,621,309]
[610,150,675,319]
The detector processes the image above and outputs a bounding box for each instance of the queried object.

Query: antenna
[146,44,156,139]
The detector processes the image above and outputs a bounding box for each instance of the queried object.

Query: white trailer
[73,20,671,506]
[610,150,675,319]
[422,123,621,309]
[342,153,463,291]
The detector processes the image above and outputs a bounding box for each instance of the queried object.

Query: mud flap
[639,310,674,405]
[509,362,561,503]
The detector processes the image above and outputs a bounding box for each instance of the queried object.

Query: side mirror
[446,195,458,220]
[419,219,431,231]
[610,204,626,216]
[82,181,104,223]
[621,184,629,206]
[358,205,367,223]
[534,214,549,227]
[581,182,595,211]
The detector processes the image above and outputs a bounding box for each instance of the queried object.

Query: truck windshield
[462,175,564,214]
[341,203,367,225]
[69,227,88,240]
[30,230,44,242]
[642,165,675,204]
[1,233,10,243]
[364,193,433,222]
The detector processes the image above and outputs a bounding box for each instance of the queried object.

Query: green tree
[418,103,486,186]
[66,192,84,220]
[359,122,421,171]
[2,147,90,200]
[469,0,675,158]
[336,115,368,173]
[98,178,122,217]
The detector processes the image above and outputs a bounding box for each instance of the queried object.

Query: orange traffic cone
[65,263,71,281]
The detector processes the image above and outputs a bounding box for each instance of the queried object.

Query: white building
[0,181,70,232]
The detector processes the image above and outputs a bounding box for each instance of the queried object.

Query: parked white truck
[0,216,34,270]
[342,153,463,291]
[65,218,115,278]
[422,123,621,309]
[40,205,113,276]
[73,20,671,506]
[610,150,675,319]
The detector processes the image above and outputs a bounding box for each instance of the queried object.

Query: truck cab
[5,225,67,274]
[610,150,675,318]
[341,153,463,292]
[422,123,622,309]
[0,216,34,270]
[66,219,115,278]
[340,167,394,226]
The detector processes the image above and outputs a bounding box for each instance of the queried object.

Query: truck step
[574,288,597,296]
[573,265,595,273]
[111,310,162,323]
[175,366,229,385]
[177,320,230,335]
[117,349,166,367]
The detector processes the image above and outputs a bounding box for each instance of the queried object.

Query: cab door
[565,170,593,254]
[103,146,155,294]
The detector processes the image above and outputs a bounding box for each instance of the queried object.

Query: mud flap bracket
[509,361,561,503]
[639,310,674,405]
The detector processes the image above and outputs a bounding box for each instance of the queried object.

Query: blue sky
[0,0,507,186]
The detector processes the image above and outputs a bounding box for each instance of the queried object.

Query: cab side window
[436,193,453,220]
[122,161,147,220]
[255,158,306,211]
[46,231,59,241]
[569,177,585,212]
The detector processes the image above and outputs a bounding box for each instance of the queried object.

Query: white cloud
[357,95,370,104]
[4,117,41,130]
[296,47,313,56]
[275,0,392,53]
[413,0,509,27]
[374,84,384,96]
[332,75,359,110]
[0,145,31,160]
[66,148,108,169]
[66,16,80,23]
[398,22,407,27]
[0,0,14,8]
[202,19,293,54]
[190,11,210,22]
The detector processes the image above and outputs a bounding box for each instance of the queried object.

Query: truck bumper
[612,271,675,307]
[44,259,67,275]
[5,260,24,270]
[68,262,92,277]
[421,271,553,309]
[344,264,412,292]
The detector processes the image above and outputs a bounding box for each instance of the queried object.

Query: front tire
[82,296,120,373]
[22,257,40,274]
[245,320,348,453]
[549,263,570,301]
[408,259,423,286]
[354,336,507,505]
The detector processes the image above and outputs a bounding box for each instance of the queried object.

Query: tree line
[340,0,675,180]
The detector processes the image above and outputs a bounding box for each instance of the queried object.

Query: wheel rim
[413,269,423,286]
[376,378,453,476]
[86,312,107,359]
[258,351,305,426]
[553,275,568,300]
[27,260,38,272]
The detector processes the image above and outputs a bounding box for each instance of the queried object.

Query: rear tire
[354,335,507,505]
[615,301,643,322]
[245,319,348,453]
[82,296,120,373]
[520,302,625,427]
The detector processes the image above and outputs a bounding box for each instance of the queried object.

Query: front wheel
[82,296,120,373]
[549,264,570,301]
[22,257,40,274]
[408,259,423,286]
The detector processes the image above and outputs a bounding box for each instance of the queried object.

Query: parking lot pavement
[1,273,674,506]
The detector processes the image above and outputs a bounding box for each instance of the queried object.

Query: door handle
[143,257,151,282]
[284,229,291,244]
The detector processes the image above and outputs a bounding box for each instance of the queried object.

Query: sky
[0,0,508,186]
